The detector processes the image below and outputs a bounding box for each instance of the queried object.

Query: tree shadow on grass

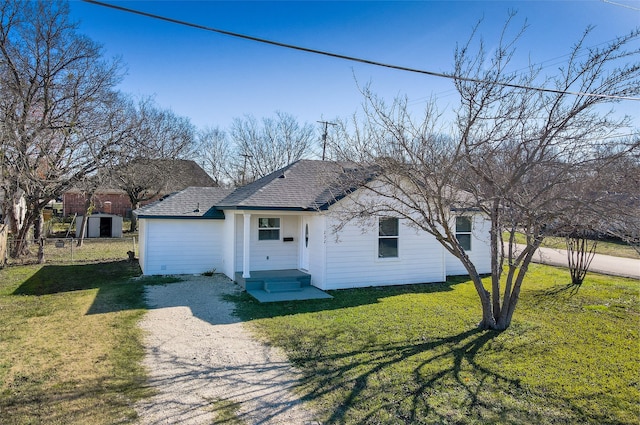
[0,374,151,424]
[12,262,462,324]
[292,328,513,424]
[291,327,595,425]
[226,276,465,322]
[526,283,585,312]
[534,282,582,297]
[11,260,144,314]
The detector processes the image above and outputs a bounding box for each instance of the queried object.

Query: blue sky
[69,1,640,131]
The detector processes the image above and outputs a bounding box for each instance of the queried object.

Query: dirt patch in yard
[135,274,318,424]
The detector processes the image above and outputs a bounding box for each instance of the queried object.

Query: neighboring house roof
[66,159,216,194]
[135,187,233,219]
[155,159,216,191]
[217,159,375,211]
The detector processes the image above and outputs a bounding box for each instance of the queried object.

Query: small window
[258,217,280,241]
[378,217,399,258]
[456,216,472,251]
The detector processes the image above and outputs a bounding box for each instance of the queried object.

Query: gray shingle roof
[135,160,376,218]
[217,160,370,210]
[134,187,233,219]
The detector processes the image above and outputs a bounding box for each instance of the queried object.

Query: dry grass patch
[6,237,138,266]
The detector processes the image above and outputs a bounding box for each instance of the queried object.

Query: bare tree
[329,18,639,330]
[104,98,197,231]
[129,97,197,159]
[596,151,640,254]
[565,233,598,286]
[196,126,233,186]
[230,111,315,184]
[547,150,640,285]
[0,0,126,258]
[109,158,169,232]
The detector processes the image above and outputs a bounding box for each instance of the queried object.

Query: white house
[135,160,491,300]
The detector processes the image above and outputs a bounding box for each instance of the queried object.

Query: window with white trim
[456,216,472,251]
[258,217,280,240]
[378,217,399,258]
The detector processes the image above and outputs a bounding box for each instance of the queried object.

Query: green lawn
[0,261,153,424]
[230,266,640,424]
[1,251,638,424]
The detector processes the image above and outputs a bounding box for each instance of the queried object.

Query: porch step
[235,269,311,290]
[264,280,303,293]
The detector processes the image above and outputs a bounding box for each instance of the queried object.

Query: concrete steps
[235,269,311,291]
[235,269,331,302]
[264,279,303,293]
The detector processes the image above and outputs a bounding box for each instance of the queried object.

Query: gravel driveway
[135,274,318,424]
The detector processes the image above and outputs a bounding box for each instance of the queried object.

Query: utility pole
[317,121,337,161]
[241,153,252,185]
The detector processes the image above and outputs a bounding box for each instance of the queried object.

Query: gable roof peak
[216,159,364,210]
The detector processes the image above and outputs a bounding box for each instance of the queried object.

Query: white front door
[300,217,310,271]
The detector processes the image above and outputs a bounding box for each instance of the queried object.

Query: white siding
[305,215,327,288]
[235,213,299,272]
[234,214,243,272]
[321,215,445,290]
[445,214,492,276]
[138,218,147,273]
[141,219,224,275]
[221,213,236,280]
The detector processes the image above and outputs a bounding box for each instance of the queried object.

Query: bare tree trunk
[499,260,531,329]
[489,202,502,320]
[34,211,44,241]
[566,236,597,286]
[77,195,95,247]
[458,252,497,330]
[77,214,88,247]
[130,202,139,231]
[10,209,34,258]
[495,239,540,330]
[37,237,45,264]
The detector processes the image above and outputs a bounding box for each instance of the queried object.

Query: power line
[82,0,640,101]
[601,0,640,12]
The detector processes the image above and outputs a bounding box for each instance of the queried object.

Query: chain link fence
[4,236,138,266]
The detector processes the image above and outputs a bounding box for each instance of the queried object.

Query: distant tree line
[195,111,317,187]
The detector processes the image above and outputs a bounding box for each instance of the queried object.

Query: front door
[300,217,310,271]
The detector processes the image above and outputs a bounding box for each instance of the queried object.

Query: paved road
[518,244,640,280]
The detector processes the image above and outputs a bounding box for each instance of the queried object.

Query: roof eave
[136,214,225,220]
[217,205,314,212]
